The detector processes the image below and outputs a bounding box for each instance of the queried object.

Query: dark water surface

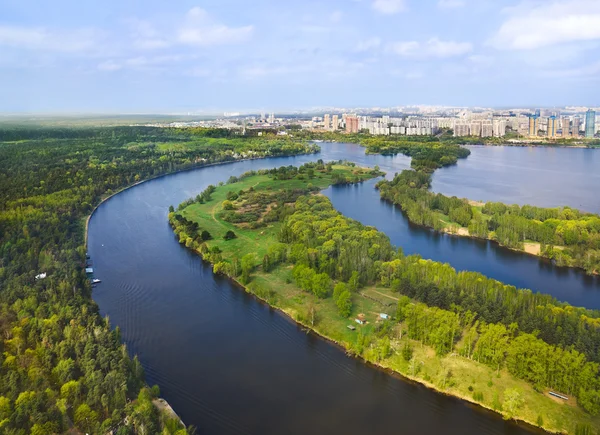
[88,143,596,435]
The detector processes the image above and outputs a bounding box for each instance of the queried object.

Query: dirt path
[369,289,400,302]
[209,200,255,244]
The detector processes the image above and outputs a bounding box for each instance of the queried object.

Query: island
[377,169,600,275]
[170,162,600,434]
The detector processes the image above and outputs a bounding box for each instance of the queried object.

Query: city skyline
[1,0,600,112]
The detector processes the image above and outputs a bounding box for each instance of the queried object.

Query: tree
[401,342,414,361]
[169,205,175,213]
[312,273,331,298]
[201,230,212,241]
[223,230,236,240]
[336,290,352,317]
[348,271,361,292]
[502,388,524,420]
[240,254,255,284]
[333,282,348,302]
[74,403,99,433]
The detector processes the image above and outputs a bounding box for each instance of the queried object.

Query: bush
[223,230,237,240]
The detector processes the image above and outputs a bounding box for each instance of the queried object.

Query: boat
[92,278,101,284]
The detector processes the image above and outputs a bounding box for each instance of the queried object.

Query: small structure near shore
[355,313,367,325]
[549,391,569,400]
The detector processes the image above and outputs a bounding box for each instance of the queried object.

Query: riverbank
[83,150,320,248]
[171,169,599,435]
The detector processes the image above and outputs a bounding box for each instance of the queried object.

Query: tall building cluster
[526,109,598,139]
[453,118,506,138]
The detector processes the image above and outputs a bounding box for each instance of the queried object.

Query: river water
[88,143,598,435]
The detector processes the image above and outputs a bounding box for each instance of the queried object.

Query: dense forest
[0,127,317,434]
[378,170,600,274]
[172,170,600,426]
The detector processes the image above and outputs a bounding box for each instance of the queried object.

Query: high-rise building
[454,122,470,137]
[573,117,581,138]
[481,121,493,138]
[493,119,507,137]
[470,121,482,137]
[562,117,570,137]
[323,114,330,130]
[548,116,557,138]
[528,115,539,137]
[345,116,359,133]
[332,115,339,131]
[585,109,596,138]
[535,109,541,117]
[269,113,275,124]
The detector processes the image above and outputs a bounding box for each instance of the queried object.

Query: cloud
[178,7,253,46]
[356,37,382,52]
[330,11,343,23]
[0,25,99,52]
[372,0,406,15]
[388,38,472,57]
[127,19,169,50]
[438,0,466,9]
[489,0,600,50]
[98,60,122,71]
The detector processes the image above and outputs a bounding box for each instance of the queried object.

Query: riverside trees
[0,126,317,434]
[173,164,600,423]
[378,170,600,274]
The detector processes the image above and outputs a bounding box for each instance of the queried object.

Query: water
[88,143,598,435]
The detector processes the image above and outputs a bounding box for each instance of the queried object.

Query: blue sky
[1,0,599,113]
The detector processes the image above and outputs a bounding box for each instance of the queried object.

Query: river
[87,143,598,434]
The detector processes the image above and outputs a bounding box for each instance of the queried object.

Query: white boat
[92,278,102,284]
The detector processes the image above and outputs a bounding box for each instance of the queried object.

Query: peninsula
[170,162,600,434]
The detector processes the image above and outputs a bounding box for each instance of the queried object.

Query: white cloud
[0,25,99,52]
[372,0,406,15]
[127,19,169,50]
[489,0,600,50]
[438,0,466,9]
[356,37,382,52]
[98,60,121,71]
[178,7,253,46]
[388,38,472,58]
[330,11,343,23]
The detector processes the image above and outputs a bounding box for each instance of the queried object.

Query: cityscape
[147,106,599,140]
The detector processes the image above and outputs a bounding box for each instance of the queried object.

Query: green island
[0,126,317,435]
[170,162,600,435]
[377,170,600,275]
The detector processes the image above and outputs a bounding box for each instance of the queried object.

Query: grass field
[175,166,599,435]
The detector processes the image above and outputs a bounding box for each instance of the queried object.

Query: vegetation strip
[170,162,600,435]
[0,126,317,434]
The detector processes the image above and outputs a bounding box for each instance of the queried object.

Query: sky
[1,0,600,113]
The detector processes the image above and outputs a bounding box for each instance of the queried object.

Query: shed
[379,313,389,320]
[355,318,366,325]
[347,325,356,331]
[85,267,94,274]
[35,273,47,280]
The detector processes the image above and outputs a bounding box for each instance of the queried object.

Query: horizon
[2,0,600,112]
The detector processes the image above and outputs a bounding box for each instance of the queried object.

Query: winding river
[88,143,599,435]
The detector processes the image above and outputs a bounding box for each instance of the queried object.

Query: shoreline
[83,151,319,247]
[83,150,319,429]
[400,205,600,279]
[184,242,551,435]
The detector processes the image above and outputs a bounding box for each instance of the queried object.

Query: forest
[0,126,317,434]
[377,170,600,275]
[171,167,600,432]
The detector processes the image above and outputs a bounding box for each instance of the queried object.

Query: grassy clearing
[176,169,599,435]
